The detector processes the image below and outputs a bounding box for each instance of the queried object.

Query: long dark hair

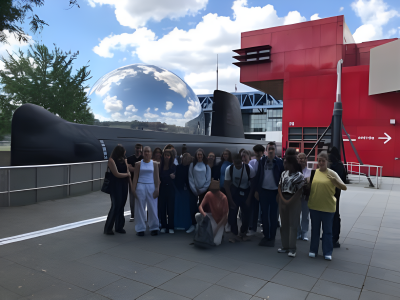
[220,149,233,164]
[284,148,302,173]
[152,147,163,160]
[160,149,174,170]
[208,152,216,167]
[193,148,208,167]
[111,144,126,162]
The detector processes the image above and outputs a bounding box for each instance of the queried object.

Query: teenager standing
[158,149,177,233]
[127,144,143,222]
[131,146,160,236]
[308,151,347,261]
[104,145,130,235]
[187,148,211,233]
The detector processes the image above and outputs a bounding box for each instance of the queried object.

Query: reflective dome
[89,64,205,135]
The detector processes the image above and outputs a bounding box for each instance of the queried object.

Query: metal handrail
[307,161,383,189]
[0,160,107,170]
[0,160,108,207]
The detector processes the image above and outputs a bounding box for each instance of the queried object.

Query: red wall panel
[237,16,400,176]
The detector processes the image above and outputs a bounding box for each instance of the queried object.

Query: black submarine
[11,90,281,166]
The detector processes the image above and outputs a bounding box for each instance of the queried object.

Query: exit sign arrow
[378,133,392,144]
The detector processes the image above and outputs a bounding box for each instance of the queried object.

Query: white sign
[378,133,391,144]
[289,122,294,126]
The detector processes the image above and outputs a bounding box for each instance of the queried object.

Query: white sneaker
[288,251,296,257]
[246,230,256,236]
[309,252,316,258]
[129,218,134,222]
[169,229,175,234]
[324,255,332,261]
[225,223,231,233]
[303,237,309,241]
[277,248,288,253]
[160,228,166,233]
[186,225,195,233]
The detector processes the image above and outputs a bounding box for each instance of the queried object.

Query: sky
[1,0,400,118]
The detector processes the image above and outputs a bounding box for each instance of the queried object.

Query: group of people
[103,141,347,260]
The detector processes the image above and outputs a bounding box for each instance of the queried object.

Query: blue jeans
[297,196,310,239]
[259,189,278,240]
[310,209,335,256]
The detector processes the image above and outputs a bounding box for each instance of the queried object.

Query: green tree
[0,0,79,44]
[0,43,95,131]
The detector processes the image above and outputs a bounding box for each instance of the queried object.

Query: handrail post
[67,165,70,196]
[8,169,10,207]
[36,167,38,203]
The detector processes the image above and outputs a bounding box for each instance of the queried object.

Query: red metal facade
[236,16,400,177]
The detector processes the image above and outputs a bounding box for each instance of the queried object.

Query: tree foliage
[0,0,79,44]
[0,43,95,135]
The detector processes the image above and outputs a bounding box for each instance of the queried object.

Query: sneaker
[277,248,288,253]
[288,251,296,257]
[297,236,303,240]
[333,241,340,248]
[186,225,195,233]
[309,252,316,258]
[129,217,134,222]
[115,229,126,234]
[150,230,158,236]
[247,230,256,236]
[169,229,175,234]
[225,223,231,233]
[136,232,144,237]
[160,228,166,233]
[324,255,332,261]
[303,237,309,241]
[104,231,114,235]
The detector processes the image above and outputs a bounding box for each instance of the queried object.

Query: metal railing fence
[307,161,383,189]
[0,160,108,207]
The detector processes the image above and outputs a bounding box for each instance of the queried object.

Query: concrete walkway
[1,178,400,299]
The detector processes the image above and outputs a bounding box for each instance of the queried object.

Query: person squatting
[104,142,347,260]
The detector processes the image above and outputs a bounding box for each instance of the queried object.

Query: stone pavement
[1,177,400,299]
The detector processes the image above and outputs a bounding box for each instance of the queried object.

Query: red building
[234,16,400,177]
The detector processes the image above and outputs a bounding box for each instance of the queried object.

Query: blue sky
[1,0,399,120]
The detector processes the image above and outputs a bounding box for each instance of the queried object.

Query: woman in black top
[174,153,193,231]
[104,144,130,235]
[208,152,219,180]
[158,149,177,233]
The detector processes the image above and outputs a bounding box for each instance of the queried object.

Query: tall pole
[216,54,218,90]
[332,59,343,158]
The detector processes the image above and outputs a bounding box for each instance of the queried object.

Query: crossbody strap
[238,164,245,188]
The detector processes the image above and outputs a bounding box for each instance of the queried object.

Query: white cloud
[144,112,159,118]
[103,95,123,112]
[93,28,156,58]
[91,67,137,96]
[88,0,208,29]
[126,104,138,112]
[310,13,321,20]
[137,65,188,97]
[94,113,111,121]
[154,108,159,111]
[0,30,32,71]
[146,107,150,113]
[184,99,201,119]
[93,0,306,93]
[122,57,127,61]
[161,112,183,118]
[111,112,122,119]
[340,7,344,11]
[352,0,399,42]
[166,101,174,110]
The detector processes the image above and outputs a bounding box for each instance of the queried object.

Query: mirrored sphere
[89,64,205,135]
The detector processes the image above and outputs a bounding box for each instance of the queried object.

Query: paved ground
[1,177,400,299]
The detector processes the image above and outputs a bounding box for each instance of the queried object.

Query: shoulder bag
[101,167,112,194]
